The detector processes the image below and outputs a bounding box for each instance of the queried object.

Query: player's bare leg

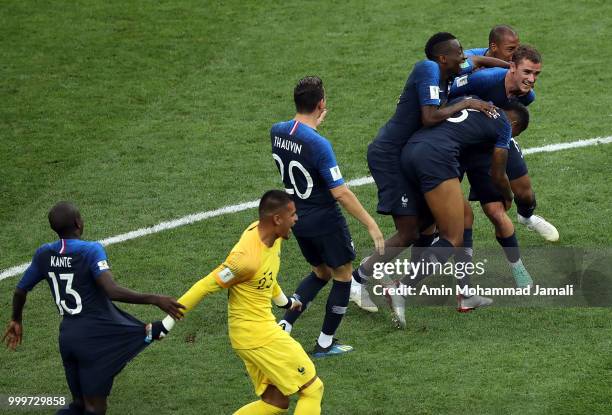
[482,201,533,288]
[234,385,289,414]
[424,178,465,248]
[350,215,421,319]
[511,174,559,241]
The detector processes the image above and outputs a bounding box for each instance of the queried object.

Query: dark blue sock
[410,233,436,263]
[321,279,351,336]
[423,237,455,264]
[455,229,473,290]
[352,268,365,284]
[283,272,328,324]
[496,232,520,263]
[516,192,537,218]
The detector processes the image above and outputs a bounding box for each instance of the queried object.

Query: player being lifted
[464,25,559,242]
[2,202,184,415]
[351,32,500,311]
[450,44,553,288]
[155,190,325,415]
[270,76,384,356]
[398,100,531,321]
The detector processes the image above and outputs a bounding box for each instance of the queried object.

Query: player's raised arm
[330,184,385,255]
[469,55,510,70]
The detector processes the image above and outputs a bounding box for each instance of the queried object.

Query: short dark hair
[259,190,292,219]
[294,76,324,114]
[488,24,518,45]
[512,44,541,65]
[48,201,81,237]
[503,101,530,133]
[424,32,457,61]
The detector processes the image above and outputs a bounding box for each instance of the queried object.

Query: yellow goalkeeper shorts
[234,329,316,396]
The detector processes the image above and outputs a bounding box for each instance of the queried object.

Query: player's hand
[465,99,499,118]
[289,297,302,311]
[154,296,185,320]
[315,109,328,127]
[368,224,385,255]
[2,320,23,351]
[503,198,513,211]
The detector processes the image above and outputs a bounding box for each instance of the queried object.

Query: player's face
[446,39,466,76]
[278,201,298,240]
[511,59,541,94]
[491,35,519,62]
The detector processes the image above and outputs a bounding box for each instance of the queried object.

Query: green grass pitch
[1,1,611,414]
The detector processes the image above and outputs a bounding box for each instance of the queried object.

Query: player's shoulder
[412,59,440,77]
[271,120,293,135]
[474,67,507,81]
[465,47,488,57]
[235,221,263,252]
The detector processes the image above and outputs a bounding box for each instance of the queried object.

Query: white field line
[1,136,611,281]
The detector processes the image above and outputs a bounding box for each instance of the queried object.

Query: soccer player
[464,27,559,243]
[270,76,384,355]
[466,24,520,64]
[400,100,531,299]
[155,190,325,415]
[352,32,497,309]
[450,45,556,288]
[2,201,184,415]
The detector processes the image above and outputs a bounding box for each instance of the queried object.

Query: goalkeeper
[153,190,324,415]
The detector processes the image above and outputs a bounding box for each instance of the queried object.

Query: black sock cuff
[463,229,473,248]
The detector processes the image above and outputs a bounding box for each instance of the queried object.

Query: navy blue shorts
[295,225,356,269]
[401,141,461,194]
[466,138,528,203]
[59,312,149,397]
[367,142,413,216]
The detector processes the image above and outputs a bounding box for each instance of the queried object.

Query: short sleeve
[520,90,536,106]
[495,116,513,149]
[88,243,110,279]
[458,57,475,75]
[415,61,442,107]
[16,248,45,292]
[317,139,344,189]
[218,249,257,288]
[272,281,282,298]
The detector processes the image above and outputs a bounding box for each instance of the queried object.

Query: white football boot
[517,214,559,242]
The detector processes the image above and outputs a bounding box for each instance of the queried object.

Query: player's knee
[397,228,419,247]
[312,265,332,281]
[300,377,324,401]
[483,203,508,227]
[331,263,352,282]
[262,386,289,410]
[82,396,106,415]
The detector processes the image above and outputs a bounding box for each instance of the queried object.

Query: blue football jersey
[373,60,453,151]
[17,239,140,325]
[408,101,512,153]
[449,67,535,107]
[271,120,347,237]
[465,47,489,57]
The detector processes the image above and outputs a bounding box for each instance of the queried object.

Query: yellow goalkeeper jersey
[213,221,284,349]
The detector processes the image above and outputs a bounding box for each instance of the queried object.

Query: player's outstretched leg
[512,176,559,242]
[295,377,324,415]
[278,272,328,333]
[312,264,353,357]
[482,202,533,288]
